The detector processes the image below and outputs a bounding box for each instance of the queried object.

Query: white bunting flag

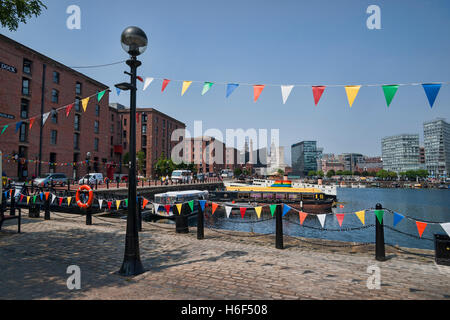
[281,85,294,104]
[42,112,50,126]
[317,214,327,228]
[143,77,154,91]
[98,199,104,209]
[154,203,160,214]
[225,206,232,218]
[441,223,450,237]
[51,193,57,204]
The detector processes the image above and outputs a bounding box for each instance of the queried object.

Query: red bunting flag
[212,203,219,215]
[299,212,308,225]
[137,76,144,82]
[19,195,24,203]
[240,207,247,219]
[29,117,36,130]
[162,79,171,92]
[336,214,345,227]
[66,104,74,117]
[59,197,63,206]
[142,198,149,209]
[312,86,326,106]
[253,85,265,102]
[107,201,112,210]
[165,205,171,214]
[416,221,428,238]
[136,112,140,123]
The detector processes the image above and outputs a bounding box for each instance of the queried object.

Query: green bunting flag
[374,210,384,224]
[97,90,107,102]
[202,82,214,96]
[270,204,277,217]
[382,85,399,107]
[1,125,8,135]
[188,200,194,212]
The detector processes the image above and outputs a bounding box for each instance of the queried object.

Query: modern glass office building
[423,118,450,178]
[291,141,318,176]
[381,134,421,173]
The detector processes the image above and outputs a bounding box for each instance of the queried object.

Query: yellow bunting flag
[116,200,121,210]
[27,196,31,205]
[67,197,72,206]
[255,207,262,219]
[355,210,365,225]
[181,81,193,96]
[345,85,361,107]
[176,204,183,215]
[81,97,90,112]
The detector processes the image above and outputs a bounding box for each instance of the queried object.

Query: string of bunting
[138,76,448,108]
[6,189,448,238]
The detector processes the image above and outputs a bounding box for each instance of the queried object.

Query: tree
[234,167,242,177]
[0,0,47,31]
[137,150,146,175]
[307,170,316,177]
[317,170,324,178]
[123,152,130,166]
[277,169,285,176]
[326,170,335,178]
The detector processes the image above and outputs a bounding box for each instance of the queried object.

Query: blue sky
[2,0,450,164]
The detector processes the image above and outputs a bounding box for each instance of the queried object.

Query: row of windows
[73,133,99,151]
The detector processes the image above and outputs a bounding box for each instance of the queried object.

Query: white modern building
[424,118,450,178]
[381,134,421,173]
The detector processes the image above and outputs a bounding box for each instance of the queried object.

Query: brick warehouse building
[0,34,113,181]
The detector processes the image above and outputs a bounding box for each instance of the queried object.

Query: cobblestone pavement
[1,212,449,300]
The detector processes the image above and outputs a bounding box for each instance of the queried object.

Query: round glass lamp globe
[121,26,148,56]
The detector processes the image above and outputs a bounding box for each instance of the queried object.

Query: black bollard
[275,204,284,249]
[95,179,98,190]
[197,201,204,240]
[375,203,386,261]
[44,194,51,220]
[175,204,189,234]
[10,187,16,217]
[86,207,92,226]
[137,196,142,232]
[106,179,109,189]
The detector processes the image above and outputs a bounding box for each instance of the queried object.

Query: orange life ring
[76,185,94,209]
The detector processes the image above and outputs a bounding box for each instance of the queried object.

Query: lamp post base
[119,257,145,277]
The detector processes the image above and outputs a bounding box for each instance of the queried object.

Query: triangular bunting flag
[441,223,450,238]
[202,82,213,96]
[225,206,232,218]
[226,84,239,98]
[116,200,121,210]
[29,117,36,130]
[188,200,194,212]
[281,85,294,104]
[97,90,107,102]
[299,212,308,225]
[312,86,326,106]
[81,97,90,112]
[98,199,104,209]
[1,125,8,135]
[67,197,72,206]
[374,210,384,224]
[58,197,63,206]
[42,112,50,125]
[143,77,154,91]
[176,203,183,215]
[416,221,427,238]
[153,203,160,213]
[40,193,43,201]
[345,85,361,107]
[270,204,277,217]
[422,83,441,108]
[107,201,112,210]
[253,85,265,102]
[382,85,399,107]
[164,205,171,214]
[162,79,171,92]
[51,193,56,204]
[317,214,327,228]
[198,200,207,211]
[212,203,219,215]
[26,196,31,205]
[45,192,50,201]
[142,198,149,209]
[19,194,24,203]
[124,199,128,207]
[335,214,345,227]
[116,88,121,96]
[355,210,365,225]
[240,207,247,219]
[255,207,262,219]
[393,212,405,227]
[137,76,144,82]
[15,121,22,133]
[181,81,193,96]
[282,204,291,217]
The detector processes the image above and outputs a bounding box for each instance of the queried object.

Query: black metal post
[137,196,142,232]
[106,179,109,189]
[119,56,144,276]
[275,204,284,249]
[38,64,46,177]
[44,195,50,220]
[197,202,204,240]
[375,203,386,261]
[86,207,92,226]
[10,188,15,217]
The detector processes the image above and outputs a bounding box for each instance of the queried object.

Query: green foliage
[137,150,146,174]
[277,169,285,176]
[0,0,47,31]
[376,170,398,180]
[399,169,429,180]
[234,167,242,177]
[317,170,324,178]
[307,170,316,177]
[326,170,335,178]
[123,152,130,166]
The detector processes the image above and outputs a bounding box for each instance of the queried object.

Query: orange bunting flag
[299,212,308,225]
[29,117,36,130]
[212,203,219,215]
[45,192,50,201]
[240,207,247,219]
[416,221,428,238]
[142,198,149,209]
[335,214,345,227]
[253,85,265,102]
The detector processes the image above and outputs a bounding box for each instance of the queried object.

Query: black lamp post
[116,26,147,276]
